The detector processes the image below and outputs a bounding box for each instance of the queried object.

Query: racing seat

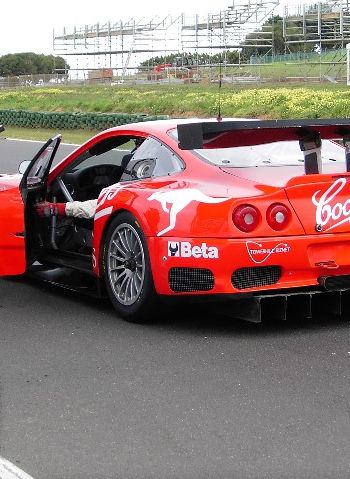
[119,153,133,176]
[104,152,133,186]
[68,152,134,229]
[61,152,134,253]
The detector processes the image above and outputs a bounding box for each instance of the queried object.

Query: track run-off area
[0,138,350,479]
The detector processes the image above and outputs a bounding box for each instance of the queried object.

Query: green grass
[2,81,350,144]
[2,126,98,143]
[1,83,349,118]
[2,50,349,141]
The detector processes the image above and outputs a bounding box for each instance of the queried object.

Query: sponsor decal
[246,241,291,264]
[148,188,229,236]
[97,183,123,208]
[312,177,350,232]
[168,241,219,259]
[95,184,124,222]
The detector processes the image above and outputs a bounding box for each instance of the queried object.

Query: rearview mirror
[18,160,31,175]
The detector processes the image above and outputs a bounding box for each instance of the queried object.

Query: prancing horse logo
[148,188,229,236]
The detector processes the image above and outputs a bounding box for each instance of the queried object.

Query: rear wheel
[102,212,157,322]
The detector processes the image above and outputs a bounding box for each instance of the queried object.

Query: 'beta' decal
[168,241,219,259]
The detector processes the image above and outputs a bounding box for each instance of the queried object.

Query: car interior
[24,135,144,271]
[22,133,184,273]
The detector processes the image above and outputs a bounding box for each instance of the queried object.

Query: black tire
[102,212,158,323]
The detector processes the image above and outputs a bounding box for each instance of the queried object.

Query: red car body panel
[2,118,350,300]
[0,174,26,275]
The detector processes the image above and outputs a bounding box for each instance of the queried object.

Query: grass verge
[1,83,350,119]
[1,127,99,144]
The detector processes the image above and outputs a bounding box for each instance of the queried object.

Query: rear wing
[0,125,4,134]
[177,119,350,175]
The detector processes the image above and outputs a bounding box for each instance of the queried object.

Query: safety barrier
[0,110,168,130]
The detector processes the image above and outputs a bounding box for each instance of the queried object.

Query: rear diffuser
[219,290,350,323]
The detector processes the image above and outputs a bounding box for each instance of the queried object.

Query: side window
[120,137,184,182]
[56,136,143,201]
[69,136,137,171]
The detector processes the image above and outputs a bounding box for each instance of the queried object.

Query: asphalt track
[1,139,350,479]
[0,137,76,173]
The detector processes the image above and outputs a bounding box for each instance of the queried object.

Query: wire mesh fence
[0,55,347,88]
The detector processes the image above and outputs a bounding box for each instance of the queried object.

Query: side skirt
[26,263,105,298]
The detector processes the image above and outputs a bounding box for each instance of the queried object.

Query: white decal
[246,241,291,264]
[92,247,97,269]
[97,183,123,208]
[312,177,350,231]
[94,206,113,221]
[148,189,229,236]
[168,241,219,259]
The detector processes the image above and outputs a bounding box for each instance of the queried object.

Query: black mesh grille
[169,267,214,293]
[232,266,281,290]
[320,275,350,291]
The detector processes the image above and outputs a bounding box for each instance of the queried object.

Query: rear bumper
[148,234,350,296]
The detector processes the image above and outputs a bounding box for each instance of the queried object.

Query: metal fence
[0,61,347,88]
[250,52,320,64]
[0,74,68,88]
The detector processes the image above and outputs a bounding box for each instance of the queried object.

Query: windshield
[169,129,345,167]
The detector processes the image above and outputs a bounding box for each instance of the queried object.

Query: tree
[240,16,290,61]
[0,53,69,76]
[138,51,240,70]
[305,2,335,14]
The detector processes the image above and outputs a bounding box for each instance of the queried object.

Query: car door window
[120,137,184,182]
[21,135,61,190]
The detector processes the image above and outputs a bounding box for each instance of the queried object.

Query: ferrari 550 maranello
[2,118,350,323]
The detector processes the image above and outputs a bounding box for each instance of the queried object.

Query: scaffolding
[53,1,280,80]
[283,0,350,47]
[281,1,350,83]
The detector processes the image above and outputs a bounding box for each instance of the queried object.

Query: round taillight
[233,205,261,232]
[266,203,291,231]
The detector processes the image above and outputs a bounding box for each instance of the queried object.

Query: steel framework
[283,0,350,47]
[53,1,280,79]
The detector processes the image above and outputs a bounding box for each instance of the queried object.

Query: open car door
[0,135,61,276]
[19,135,61,197]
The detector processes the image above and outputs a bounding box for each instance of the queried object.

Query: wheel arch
[100,209,158,322]
[94,206,153,277]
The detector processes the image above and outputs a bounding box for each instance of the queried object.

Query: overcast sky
[0,0,313,57]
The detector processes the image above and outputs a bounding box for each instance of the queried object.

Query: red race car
[1,118,350,323]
